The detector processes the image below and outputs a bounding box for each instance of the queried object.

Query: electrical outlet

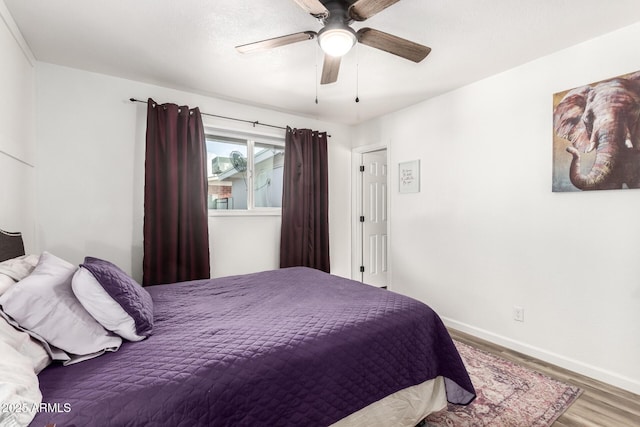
[513,306,524,322]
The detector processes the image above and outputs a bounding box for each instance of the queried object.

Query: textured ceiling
[5,0,640,125]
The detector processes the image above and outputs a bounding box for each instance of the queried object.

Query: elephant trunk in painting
[565,139,618,190]
[554,77,640,190]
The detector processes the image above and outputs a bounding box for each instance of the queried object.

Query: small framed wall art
[399,159,420,193]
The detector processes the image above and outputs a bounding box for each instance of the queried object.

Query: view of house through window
[206,132,284,211]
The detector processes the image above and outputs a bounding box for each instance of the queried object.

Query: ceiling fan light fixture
[318,27,357,57]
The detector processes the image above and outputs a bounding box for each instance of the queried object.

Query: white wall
[35,63,352,282]
[0,2,36,250]
[353,23,640,394]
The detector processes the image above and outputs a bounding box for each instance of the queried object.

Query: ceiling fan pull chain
[315,45,319,104]
[355,44,360,103]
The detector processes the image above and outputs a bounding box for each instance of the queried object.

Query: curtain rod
[129,97,287,131]
[129,98,330,137]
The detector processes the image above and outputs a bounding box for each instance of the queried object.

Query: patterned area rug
[424,340,582,427]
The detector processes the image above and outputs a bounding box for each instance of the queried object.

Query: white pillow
[0,274,14,296]
[0,252,122,363]
[72,267,145,342]
[0,254,39,280]
[0,310,71,365]
[0,254,39,296]
[0,340,42,427]
[0,316,50,374]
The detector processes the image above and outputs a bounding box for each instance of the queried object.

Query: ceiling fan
[235,0,431,85]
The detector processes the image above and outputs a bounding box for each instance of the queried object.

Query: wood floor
[448,329,640,427]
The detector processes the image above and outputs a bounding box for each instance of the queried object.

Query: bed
[0,230,475,427]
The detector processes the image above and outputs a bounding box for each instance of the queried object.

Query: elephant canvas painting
[553,70,640,192]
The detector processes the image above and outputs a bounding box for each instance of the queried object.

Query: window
[206,130,285,212]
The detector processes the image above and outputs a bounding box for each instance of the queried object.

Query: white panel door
[361,150,388,287]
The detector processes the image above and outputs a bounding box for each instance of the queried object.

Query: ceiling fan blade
[349,0,400,21]
[357,28,431,62]
[321,54,341,85]
[291,0,329,17]
[236,31,316,54]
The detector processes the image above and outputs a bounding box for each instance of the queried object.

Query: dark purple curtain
[143,98,210,286]
[279,127,330,272]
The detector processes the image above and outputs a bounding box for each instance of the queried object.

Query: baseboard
[442,316,640,396]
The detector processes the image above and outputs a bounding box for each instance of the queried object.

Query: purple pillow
[80,257,153,338]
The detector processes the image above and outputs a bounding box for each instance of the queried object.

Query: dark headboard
[0,229,25,262]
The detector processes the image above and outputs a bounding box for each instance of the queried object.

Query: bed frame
[0,229,25,262]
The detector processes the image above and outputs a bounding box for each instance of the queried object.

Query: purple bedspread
[32,267,475,426]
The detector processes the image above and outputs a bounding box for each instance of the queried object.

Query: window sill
[208,209,282,217]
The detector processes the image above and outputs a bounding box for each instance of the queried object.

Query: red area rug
[424,340,582,426]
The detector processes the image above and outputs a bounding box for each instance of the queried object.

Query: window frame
[205,125,285,217]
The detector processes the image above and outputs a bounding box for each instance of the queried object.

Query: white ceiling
[5,0,640,125]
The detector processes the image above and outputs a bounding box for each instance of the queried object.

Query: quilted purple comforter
[32,267,475,426]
